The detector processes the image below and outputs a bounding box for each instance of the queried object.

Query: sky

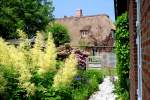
[53,0,115,21]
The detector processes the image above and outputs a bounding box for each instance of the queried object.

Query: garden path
[89,76,116,100]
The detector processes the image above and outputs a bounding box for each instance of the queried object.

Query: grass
[87,67,117,76]
[100,67,117,76]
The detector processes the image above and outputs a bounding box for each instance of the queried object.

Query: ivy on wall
[115,12,130,99]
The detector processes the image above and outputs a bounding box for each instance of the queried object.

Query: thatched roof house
[56,9,115,55]
[56,9,115,48]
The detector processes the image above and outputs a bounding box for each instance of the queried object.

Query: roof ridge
[55,14,109,20]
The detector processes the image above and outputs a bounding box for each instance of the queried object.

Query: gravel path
[89,76,116,100]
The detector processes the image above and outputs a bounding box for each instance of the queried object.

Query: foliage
[0,0,54,39]
[55,60,64,69]
[57,43,73,60]
[0,37,35,94]
[0,74,7,93]
[100,67,117,76]
[47,23,70,47]
[53,53,78,90]
[114,81,130,100]
[0,30,103,99]
[46,69,103,100]
[0,30,57,99]
[75,49,88,70]
[31,31,57,74]
[39,32,57,73]
[57,44,88,70]
[115,12,130,99]
[71,69,103,100]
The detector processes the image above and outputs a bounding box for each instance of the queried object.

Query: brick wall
[129,0,137,100]
[141,0,150,99]
[129,0,150,99]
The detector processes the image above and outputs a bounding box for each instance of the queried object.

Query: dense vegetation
[47,23,70,47]
[71,69,103,100]
[0,1,112,99]
[0,0,54,39]
[0,30,103,100]
[114,12,130,100]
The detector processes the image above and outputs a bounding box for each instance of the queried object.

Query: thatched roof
[81,25,92,31]
[56,14,115,47]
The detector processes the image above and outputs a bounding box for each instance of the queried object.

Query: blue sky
[53,0,115,21]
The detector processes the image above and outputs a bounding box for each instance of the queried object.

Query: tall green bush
[115,12,130,99]
[47,23,70,47]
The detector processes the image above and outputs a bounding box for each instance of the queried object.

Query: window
[111,29,115,39]
[80,30,88,38]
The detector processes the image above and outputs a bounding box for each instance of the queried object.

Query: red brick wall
[129,0,150,99]
[141,0,150,99]
[129,0,138,100]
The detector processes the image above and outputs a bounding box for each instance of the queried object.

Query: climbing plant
[115,12,130,99]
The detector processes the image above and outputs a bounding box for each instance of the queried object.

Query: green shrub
[55,60,64,69]
[85,69,103,83]
[0,30,104,99]
[47,23,70,47]
[115,12,130,99]
[114,81,129,100]
[71,69,103,100]
[0,30,57,99]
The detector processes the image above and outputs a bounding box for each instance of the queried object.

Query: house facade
[56,9,115,56]
[114,0,150,100]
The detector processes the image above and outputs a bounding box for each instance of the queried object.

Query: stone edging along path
[89,76,117,100]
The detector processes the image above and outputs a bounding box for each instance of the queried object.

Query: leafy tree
[48,23,70,47]
[0,0,54,39]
